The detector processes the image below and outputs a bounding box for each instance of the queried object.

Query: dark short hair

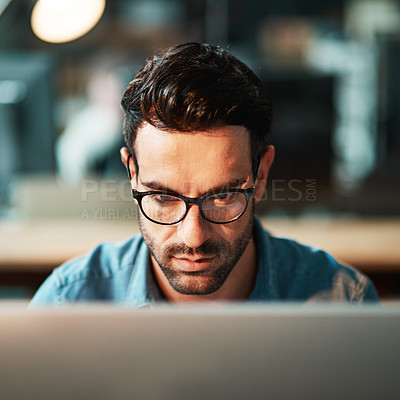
[121,42,272,177]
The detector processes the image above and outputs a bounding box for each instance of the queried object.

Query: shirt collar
[247,217,280,301]
[124,237,153,307]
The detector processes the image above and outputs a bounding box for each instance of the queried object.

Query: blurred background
[0,0,399,300]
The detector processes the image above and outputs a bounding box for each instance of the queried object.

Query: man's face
[132,123,258,296]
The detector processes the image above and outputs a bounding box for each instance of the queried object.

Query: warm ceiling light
[31,0,106,43]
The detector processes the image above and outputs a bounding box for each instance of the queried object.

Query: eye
[208,192,238,204]
[152,194,180,205]
[213,193,230,200]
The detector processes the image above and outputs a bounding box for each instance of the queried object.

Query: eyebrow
[140,178,248,197]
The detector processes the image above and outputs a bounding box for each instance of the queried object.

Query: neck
[151,237,257,303]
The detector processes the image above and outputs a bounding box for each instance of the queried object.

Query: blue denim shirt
[30,218,379,307]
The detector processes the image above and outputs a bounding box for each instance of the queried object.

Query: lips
[171,256,215,272]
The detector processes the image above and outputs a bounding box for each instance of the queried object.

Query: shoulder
[54,234,145,285]
[30,234,146,306]
[255,219,379,302]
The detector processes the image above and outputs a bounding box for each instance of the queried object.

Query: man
[31,42,378,306]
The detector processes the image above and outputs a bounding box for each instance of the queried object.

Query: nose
[176,204,211,248]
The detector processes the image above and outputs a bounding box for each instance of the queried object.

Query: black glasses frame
[131,187,255,225]
[125,154,254,225]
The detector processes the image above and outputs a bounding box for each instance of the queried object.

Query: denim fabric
[30,218,379,307]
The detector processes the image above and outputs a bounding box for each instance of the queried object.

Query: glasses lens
[202,192,247,223]
[141,194,186,224]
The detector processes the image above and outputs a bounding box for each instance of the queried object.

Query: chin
[168,275,223,296]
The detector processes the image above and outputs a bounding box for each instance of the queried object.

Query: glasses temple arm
[126,154,132,180]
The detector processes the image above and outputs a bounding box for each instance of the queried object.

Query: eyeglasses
[131,187,255,225]
[125,154,255,225]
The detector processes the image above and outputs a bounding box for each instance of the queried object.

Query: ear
[120,147,137,188]
[254,145,275,203]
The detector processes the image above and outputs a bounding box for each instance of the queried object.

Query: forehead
[135,123,252,192]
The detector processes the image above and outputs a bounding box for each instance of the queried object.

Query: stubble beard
[139,211,254,296]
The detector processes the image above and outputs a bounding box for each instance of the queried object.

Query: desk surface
[1,217,400,273]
